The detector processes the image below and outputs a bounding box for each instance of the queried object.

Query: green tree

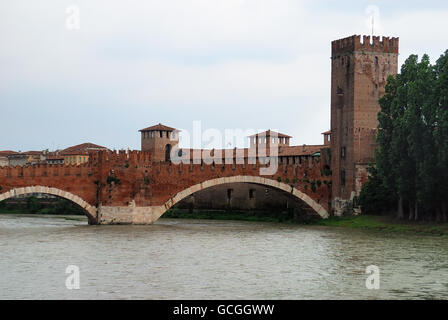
[433,50,448,221]
[363,51,447,221]
[26,196,41,214]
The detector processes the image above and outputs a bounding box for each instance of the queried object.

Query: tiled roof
[46,155,64,160]
[248,130,292,138]
[60,143,108,155]
[178,144,325,159]
[22,151,43,155]
[321,130,332,135]
[0,150,19,156]
[139,123,176,132]
[278,145,324,156]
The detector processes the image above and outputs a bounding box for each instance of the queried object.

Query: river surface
[0,214,447,300]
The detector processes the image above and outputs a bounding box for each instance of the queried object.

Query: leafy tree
[26,196,41,214]
[362,50,448,221]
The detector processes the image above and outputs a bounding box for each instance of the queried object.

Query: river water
[0,214,447,300]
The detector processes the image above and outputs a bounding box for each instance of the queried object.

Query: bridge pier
[97,204,165,225]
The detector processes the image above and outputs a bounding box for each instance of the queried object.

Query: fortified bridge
[0,150,331,224]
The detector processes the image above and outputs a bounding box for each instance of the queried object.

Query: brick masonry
[0,149,331,224]
[330,35,398,214]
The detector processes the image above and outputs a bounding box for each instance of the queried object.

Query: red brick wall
[330,35,398,201]
[0,150,331,213]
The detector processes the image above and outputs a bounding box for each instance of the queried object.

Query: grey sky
[1,0,447,151]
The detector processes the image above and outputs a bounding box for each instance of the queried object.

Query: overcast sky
[1,0,447,151]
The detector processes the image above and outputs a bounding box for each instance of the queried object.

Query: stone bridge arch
[0,186,97,224]
[160,175,329,220]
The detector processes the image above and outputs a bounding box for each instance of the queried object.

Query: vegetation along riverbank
[163,209,448,237]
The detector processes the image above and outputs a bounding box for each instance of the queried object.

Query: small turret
[139,123,179,162]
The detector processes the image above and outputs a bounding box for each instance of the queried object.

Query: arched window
[165,144,172,162]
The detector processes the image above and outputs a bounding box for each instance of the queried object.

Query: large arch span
[0,186,97,224]
[162,175,329,219]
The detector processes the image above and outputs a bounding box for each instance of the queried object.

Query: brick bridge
[0,150,331,224]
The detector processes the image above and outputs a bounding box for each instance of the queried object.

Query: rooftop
[139,123,177,132]
[179,144,324,159]
[61,143,108,155]
[0,150,19,156]
[248,130,292,139]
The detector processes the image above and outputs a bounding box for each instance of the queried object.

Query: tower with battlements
[139,123,179,162]
[330,35,399,215]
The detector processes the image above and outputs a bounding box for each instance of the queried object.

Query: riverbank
[163,209,448,236]
[0,207,86,222]
[2,208,447,236]
[314,215,448,237]
[162,209,288,223]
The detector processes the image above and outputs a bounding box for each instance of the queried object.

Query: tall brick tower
[139,123,179,162]
[330,35,399,215]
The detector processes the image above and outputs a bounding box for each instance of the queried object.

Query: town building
[0,151,17,166]
[7,151,45,166]
[60,143,109,165]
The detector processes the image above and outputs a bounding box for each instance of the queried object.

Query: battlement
[332,35,399,56]
[92,150,152,165]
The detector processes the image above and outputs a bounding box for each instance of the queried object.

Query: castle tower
[139,123,179,162]
[330,35,399,214]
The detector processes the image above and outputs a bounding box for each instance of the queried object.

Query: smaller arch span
[162,175,329,219]
[0,186,97,224]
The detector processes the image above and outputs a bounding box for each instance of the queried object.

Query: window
[341,169,346,186]
[341,147,346,159]
[159,131,163,138]
[337,86,344,95]
[227,189,233,204]
[249,189,255,199]
[165,144,172,162]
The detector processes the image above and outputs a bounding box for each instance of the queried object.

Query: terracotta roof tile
[139,123,176,132]
[178,144,325,159]
[248,130,292,138]
[0,150,19,156]
[60,143,108,155]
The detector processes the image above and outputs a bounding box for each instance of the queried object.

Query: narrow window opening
[249,189,255,199]
[341,146,346,159]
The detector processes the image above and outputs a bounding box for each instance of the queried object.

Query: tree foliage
[360,50,448,221]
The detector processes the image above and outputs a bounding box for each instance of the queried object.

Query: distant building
[322,130,331,146]
[60,143,109,165]
[0,151,18,166]
[45,154,65,165]
[7,151,45,166]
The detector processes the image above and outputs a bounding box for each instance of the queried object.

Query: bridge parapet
[0,149,332,224]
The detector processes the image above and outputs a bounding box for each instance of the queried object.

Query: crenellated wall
[332,35,399,55]
[0,149,331,224]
